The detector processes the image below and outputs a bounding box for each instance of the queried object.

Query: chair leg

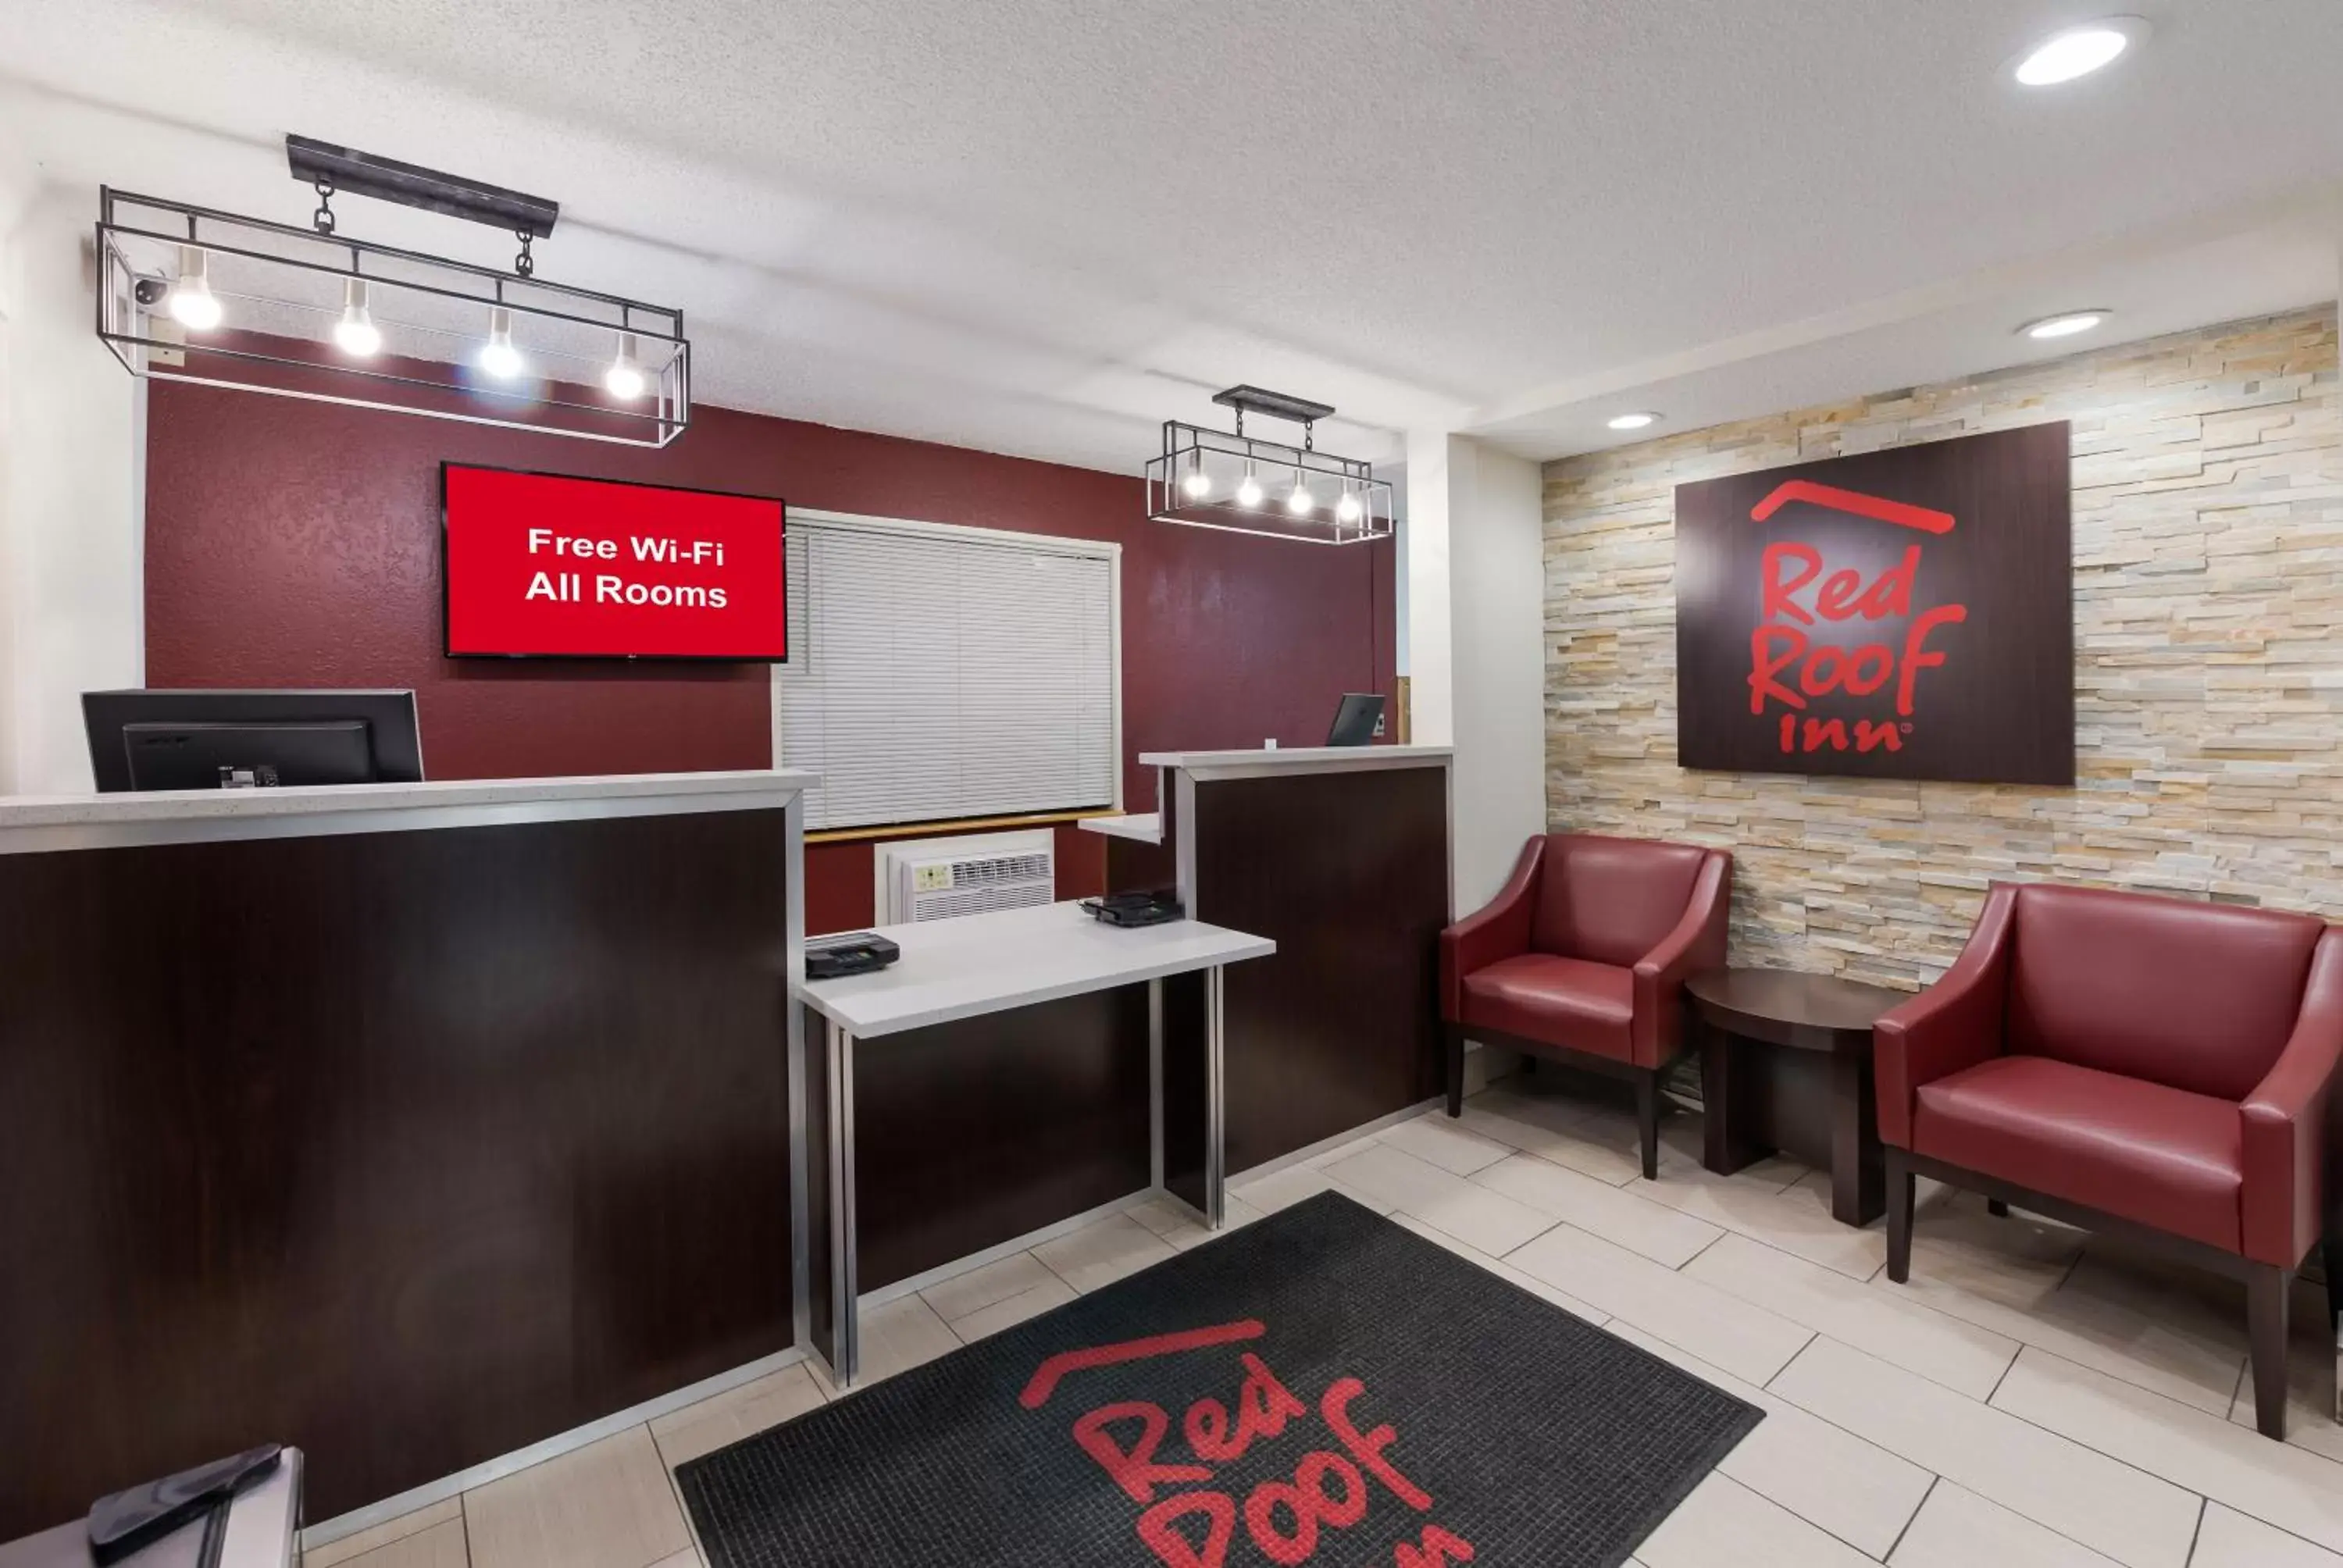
[1635,1071,1660,1181]
[2323,1226,2341,1335]
[2248,1263,2292,1441]
[1885,1146,1914,1285]
[1987,1199,2010,1217]
[1444,1027,1465,1118]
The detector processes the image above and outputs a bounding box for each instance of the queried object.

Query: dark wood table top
[1685,967,1911,1053]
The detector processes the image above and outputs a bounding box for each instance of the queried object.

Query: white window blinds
[776,511,1119,832]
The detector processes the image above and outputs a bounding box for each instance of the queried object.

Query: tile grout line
[1672,1227,1730,1274]
[1993,1336,2343,1493]
[650,1420,704,1568]
[1810,1335,2292,1546]
[1880,1474,1938,1563]
[2183,1495,2206,1566]
[1763,1334,2219,1564]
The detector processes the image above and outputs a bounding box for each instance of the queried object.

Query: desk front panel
[1187,764,1449,1173]
[0,809,795,1536]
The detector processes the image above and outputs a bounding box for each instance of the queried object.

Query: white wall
[1402,430,1546,911]
[1401,428,1453,747]
[0,180,144,794]
[1442,436,1545,911]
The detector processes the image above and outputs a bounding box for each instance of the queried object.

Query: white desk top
[1137,745,1452,776]
[0,770,818,856]
[1077,811,1163,843]
[793,900,1273,1038]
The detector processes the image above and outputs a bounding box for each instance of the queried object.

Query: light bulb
[1336,489,1364,524]
[1236,467,1263,508]
[604,333,647,400]
[169,245,223,332]
[1179,466,1211,500]
[1285,475,1313,516]
[480,306,525,379]
[332,277,381,358]
[1607,412,1659,431]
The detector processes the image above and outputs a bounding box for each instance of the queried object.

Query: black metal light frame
[1145,386,1394,545]
[95,148,690,448]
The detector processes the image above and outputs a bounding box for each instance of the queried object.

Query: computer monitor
[82,690,426,793]
[1326,692,1386,747]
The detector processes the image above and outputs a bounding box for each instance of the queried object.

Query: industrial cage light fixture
[1146,386,1395,545]
[96,136,690,447]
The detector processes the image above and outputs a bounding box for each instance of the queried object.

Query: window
[775,509,1119,832]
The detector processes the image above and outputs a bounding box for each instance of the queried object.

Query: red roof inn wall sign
[1674,422,2074,786]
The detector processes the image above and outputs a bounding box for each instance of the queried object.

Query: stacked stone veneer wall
[1541,306,2341,989]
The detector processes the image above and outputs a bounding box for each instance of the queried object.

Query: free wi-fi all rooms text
[520,527,733,609]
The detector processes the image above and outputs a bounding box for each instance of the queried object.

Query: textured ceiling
[4,0,2340,470]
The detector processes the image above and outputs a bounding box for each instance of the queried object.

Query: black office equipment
[1081,890,1184,928]
[1325,691,1385,747]
[805,931,901,979]
[85,1445,281,1566]
[82,690,424,793]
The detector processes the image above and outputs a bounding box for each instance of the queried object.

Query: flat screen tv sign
[443,464,786,659]
[1674,422,2073,786]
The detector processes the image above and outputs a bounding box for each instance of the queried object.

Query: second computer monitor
[1326,692,1386,747]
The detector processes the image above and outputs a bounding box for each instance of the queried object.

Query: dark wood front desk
[0,772,812,1541]
[1091,746,1453,1174]
[1,752,1450,1547]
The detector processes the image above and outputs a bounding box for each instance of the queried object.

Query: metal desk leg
[822,1017,860,1388]
[1149,976,1165,1194]
[1205,964,1226,1228]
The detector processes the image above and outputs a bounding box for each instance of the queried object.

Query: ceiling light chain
[312,178,337,235]
[515,228,535,278]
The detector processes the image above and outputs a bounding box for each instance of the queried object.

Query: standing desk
[792,900,1272,1385]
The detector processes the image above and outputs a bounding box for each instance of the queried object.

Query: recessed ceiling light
[1607,412,1660,431]
[2013,17,2149,87]
[2019,310,2110,340]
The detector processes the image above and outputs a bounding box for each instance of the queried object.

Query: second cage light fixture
[1146,386,1394,545]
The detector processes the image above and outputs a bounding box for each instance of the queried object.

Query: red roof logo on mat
[1746,479,1968,757]
[1024,1320,1476,1567]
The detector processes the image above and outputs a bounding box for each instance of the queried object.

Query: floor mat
[679,1191,1760,1566]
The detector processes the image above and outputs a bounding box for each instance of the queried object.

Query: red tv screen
[443,464,787,660]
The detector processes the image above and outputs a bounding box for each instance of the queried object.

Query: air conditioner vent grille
[878,829,1057,925]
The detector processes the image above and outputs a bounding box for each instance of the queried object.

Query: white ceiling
[3,0,2339,473]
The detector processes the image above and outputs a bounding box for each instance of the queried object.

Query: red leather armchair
[1877,882,2343,1440]
[1441,833,1731,1178]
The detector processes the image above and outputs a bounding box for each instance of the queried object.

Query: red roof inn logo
[1674,425,2074,786]
[1747,479,1963,759]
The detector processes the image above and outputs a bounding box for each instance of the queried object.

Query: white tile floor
[316,1075,2343,1568]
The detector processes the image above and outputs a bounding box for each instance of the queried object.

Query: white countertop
[1078,811,1163,843]
[793,900,1273,1038]
[1137,744,1453,775]
[0,769,819,855]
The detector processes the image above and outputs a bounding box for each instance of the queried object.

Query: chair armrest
[1631,851,1732,1068]
[1874,883,2017,1148]
[2241,926,2343,1267]
[1440,838,1543,1021]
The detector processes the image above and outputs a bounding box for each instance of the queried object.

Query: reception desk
[0,772,813,1541]
[1086,746,1453,1174]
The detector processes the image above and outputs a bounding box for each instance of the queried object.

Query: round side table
[1684,967,1907,1227]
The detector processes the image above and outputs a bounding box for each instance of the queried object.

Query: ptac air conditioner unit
[876,829,1056,925]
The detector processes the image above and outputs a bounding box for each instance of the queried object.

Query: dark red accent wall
[144,387,1395,932]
